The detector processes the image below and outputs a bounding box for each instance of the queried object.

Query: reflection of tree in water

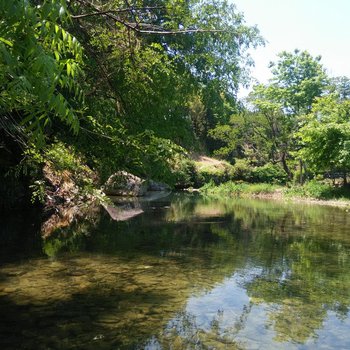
[177,196,350,345]
[244,234,350,344]
[144,305,252,350]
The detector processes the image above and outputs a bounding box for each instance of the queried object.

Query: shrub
[46,142,86,174]
[173,158,198,189]
[196,165,228,185]
[284,180,350,200]
[244,183,280,194]
[250,163,288,184]
[230,159,252,181]
[201,181,279,197]
[195,160,235,186]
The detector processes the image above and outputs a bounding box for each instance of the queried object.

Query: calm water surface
[1,194,350,349]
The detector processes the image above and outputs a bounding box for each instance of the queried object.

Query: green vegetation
[207,49,350,201]
[0,0,263,208]
[284,180,350,200]
[1,1,350,212]
[2,3,350,346]
[201,179,350,203]
[201,180,281,197]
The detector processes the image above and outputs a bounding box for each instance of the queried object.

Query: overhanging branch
[71,6,166,19]
[73,0,226,35]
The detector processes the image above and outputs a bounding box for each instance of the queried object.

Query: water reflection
[1,194,350,349]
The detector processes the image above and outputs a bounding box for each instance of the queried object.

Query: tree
[268,49,329,115]
[244,50,329,180]
[297,95,350,184]
[69,0,263,148]
[209,107,274,164]
[188,93,207,146]
[0,0,84,146]
[329,76,350,101]
[1,0,265,203]
[248,84,296,176]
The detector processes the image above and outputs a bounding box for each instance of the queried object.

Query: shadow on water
[0,280,174,349]
[0,247,242,350]
[1,194,350,348]
[0,207,43,264]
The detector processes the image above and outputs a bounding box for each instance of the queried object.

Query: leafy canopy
[268,49,329,115]
[297,95,350,173]
[0,0,83,145]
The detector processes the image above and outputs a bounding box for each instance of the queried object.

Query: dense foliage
[1,0,350,208]
[0,0,264,205]
[0,0,83,144]
[211,49,350,186]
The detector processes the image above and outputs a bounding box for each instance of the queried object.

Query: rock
[103,171,148,197]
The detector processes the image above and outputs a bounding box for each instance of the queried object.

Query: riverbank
[199,181,350,208]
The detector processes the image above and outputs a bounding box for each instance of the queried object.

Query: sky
[232,0,350,95]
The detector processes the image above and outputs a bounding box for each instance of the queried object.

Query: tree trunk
[281,152,292,180]
[299,159,303,184]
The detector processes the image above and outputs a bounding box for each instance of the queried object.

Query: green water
[1,194,350,349]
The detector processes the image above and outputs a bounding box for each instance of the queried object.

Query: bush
[250,163,288,184]
[194,160,235,186]
[196,165,229,185]
[230,160,287,184]
[173,158,198,189]
[201,181,280,197]
[12,141,97,204]
[230,159,252,181]
[130,131,188,187]
[45,142,95,188]
[244,183,280,194]
[46,142,87,174]
[284,180,350,200]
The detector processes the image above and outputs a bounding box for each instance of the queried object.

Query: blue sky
[233,0,350,93]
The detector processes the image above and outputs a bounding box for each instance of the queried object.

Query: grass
[284,180,350,200]
[201,181,281,197]
[201,179,350,203]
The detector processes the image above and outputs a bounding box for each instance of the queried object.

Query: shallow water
[1,194,350,349]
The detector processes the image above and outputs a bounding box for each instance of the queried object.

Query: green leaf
[54,50,60,61]
[66,62,71,76]
[0,37,13,47]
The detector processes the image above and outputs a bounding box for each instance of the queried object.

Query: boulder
[103,171,148,196]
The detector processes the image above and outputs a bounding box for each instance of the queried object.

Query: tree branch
[72,0,225,35]
[71,6,165,19]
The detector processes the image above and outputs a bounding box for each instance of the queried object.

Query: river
[1,194,350,349]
